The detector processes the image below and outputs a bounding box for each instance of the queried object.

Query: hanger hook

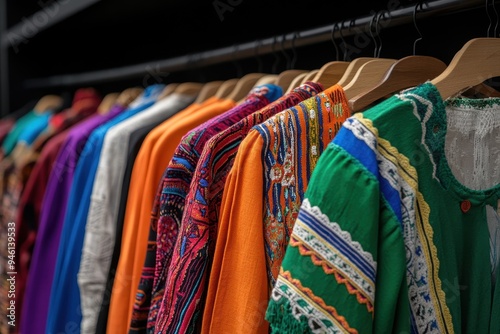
[375,11,385,58]
[338,20,348,61]
[280,34,292,70]
[413,1,425,55]
[487,0,493,37]
[330,22,340,61]
[290,31,299,69]
[492,0,499,37]
[349,18,356,32]
[254,38,264,73]
[271,35,281,74]
[369,13,379,58]
[347,19,357,60]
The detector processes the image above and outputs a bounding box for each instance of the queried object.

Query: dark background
[1,0,497,113]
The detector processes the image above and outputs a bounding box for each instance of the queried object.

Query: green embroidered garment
[266,83,500,333]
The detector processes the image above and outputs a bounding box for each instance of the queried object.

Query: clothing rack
[23,0,486,89]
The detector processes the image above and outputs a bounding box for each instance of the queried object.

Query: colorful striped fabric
[202,84,350,334]
[125,98,231,334]
[150,84,283,332]
[257,85,349,287]
[156,82,322,333]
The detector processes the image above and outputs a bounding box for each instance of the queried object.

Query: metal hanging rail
[0,0,101,49]
[24,0,486,89]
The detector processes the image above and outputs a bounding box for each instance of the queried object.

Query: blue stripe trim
[172,157,195,171]
[333,123,403,222]
[299,208,376,282]
[410,308,418,334]
[162,188,187,197]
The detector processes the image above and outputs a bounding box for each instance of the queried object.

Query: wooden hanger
[173,82,204,97]
[214,79,239,99]
[276,70,308,91]
[254,74,279,87]
[343,58,396,100]
[432,38,500,100]
[97,93,119,114]
[462,82,500,98]
[349,56,447,112]
[194,81,224,104]
[34,95,63,113]
[301,69,320,85]
[244,75,279,103]
[312,61,350,88]
[226,73,266,102]
[117,87,143,106]
[157,84,179,100]
[336,57,374,87]
[285,72,309,94]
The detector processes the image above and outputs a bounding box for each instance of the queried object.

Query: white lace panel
[445,101,500,191]
[445,100,500,283]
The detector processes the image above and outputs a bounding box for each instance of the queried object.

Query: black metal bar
[24,0,485,89]
[0,0,9,115]
[1,0,100,49]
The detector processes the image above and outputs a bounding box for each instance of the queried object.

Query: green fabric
[266,83,500,333]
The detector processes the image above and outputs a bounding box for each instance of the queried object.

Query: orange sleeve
[202,130,269,334]
[107,103,200,333]
[128,99,235,327]
[109,99,235,333]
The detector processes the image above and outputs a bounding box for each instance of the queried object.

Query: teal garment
[266,83,500,333]
[17,112,52,146]
[2,110,53,155]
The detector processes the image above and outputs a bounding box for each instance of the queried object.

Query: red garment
[33,88,101,150]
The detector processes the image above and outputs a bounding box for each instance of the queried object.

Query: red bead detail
[460,200,471,213]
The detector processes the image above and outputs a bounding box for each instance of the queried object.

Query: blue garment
[17,112,52,145]
[42,85,165,334]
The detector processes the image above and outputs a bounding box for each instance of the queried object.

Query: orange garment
[107,97,236,334]
[202,130,269,334]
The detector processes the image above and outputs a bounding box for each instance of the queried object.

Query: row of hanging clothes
[0,6,500,333]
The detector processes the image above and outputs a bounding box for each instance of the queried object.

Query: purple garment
[20,104,126,334]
